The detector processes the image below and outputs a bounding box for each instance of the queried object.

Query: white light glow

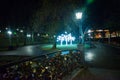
[20,30,23,33]
[76,12,82,19]
[57,33,75,45]
[96,29,103,32]
[37,33,40,36]
[85,52,94,61]
[27,34,31,37]
[6,27,8,30]
[65,31,67,34]
[88,30,92,33]
[7,30,12,35]
[88,33,91,36]
[46,34,48,37]
[54,35,56,38]
[16,28,19,31]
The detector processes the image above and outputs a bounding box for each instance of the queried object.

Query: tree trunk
[52,42,56,49]
[52,37,56,49]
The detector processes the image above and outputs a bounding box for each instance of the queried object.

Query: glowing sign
[57,32,75,45]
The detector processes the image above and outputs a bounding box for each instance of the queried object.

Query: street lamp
[7,30,12,35]
[20,30,23,33]
[26,34,31,44]
[7,30,12,46]
[75,12,82,19]
[27,34,31,37]
[75,12,83,44]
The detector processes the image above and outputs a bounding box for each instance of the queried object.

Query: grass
[41,44,78,52]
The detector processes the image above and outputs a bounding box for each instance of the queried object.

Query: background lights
[37,33,40,36]
[27,34,31,37]
[20,30,23,33]
[88,33,91,36]
[53,35,56,38]
[88,30,91,33]
[16,28,19,31]
[6,27,8,30]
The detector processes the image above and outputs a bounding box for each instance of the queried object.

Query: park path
[0,45,46,56]
[72,42,120,80]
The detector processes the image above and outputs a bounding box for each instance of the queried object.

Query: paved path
[0,45,46,56]
[84,42,120,69]
[72,68,120,80]
[72,42,120,80]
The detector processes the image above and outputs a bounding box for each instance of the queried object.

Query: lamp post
[7,30,12,46]
[88,29,91,42]
[75,12,84,44]
[26,34,31,44]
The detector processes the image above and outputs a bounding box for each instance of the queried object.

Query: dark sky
[0,0,40,26]
[0,0,120,29]
[86,0,120,28]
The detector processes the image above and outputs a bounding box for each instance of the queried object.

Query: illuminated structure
[57,32,75,45]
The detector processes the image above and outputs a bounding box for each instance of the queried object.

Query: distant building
[86,29,120,39]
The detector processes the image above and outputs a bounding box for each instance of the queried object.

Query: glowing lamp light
[88,33,91,36]
[16,28,19,31]
[7,30,12,35]
[75,12,82,19]
[6,27,8,30]
[65,31,67,34]
[27,34,31,37]
[20,30,23,33]
[88,30,92,33]
[37,33,40,36]
[96,29,103,32]
[54,35,56,38]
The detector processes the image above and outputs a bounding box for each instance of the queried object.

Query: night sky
[87,0,120,28]
[0,0,120,29]
[0,0,40,26]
